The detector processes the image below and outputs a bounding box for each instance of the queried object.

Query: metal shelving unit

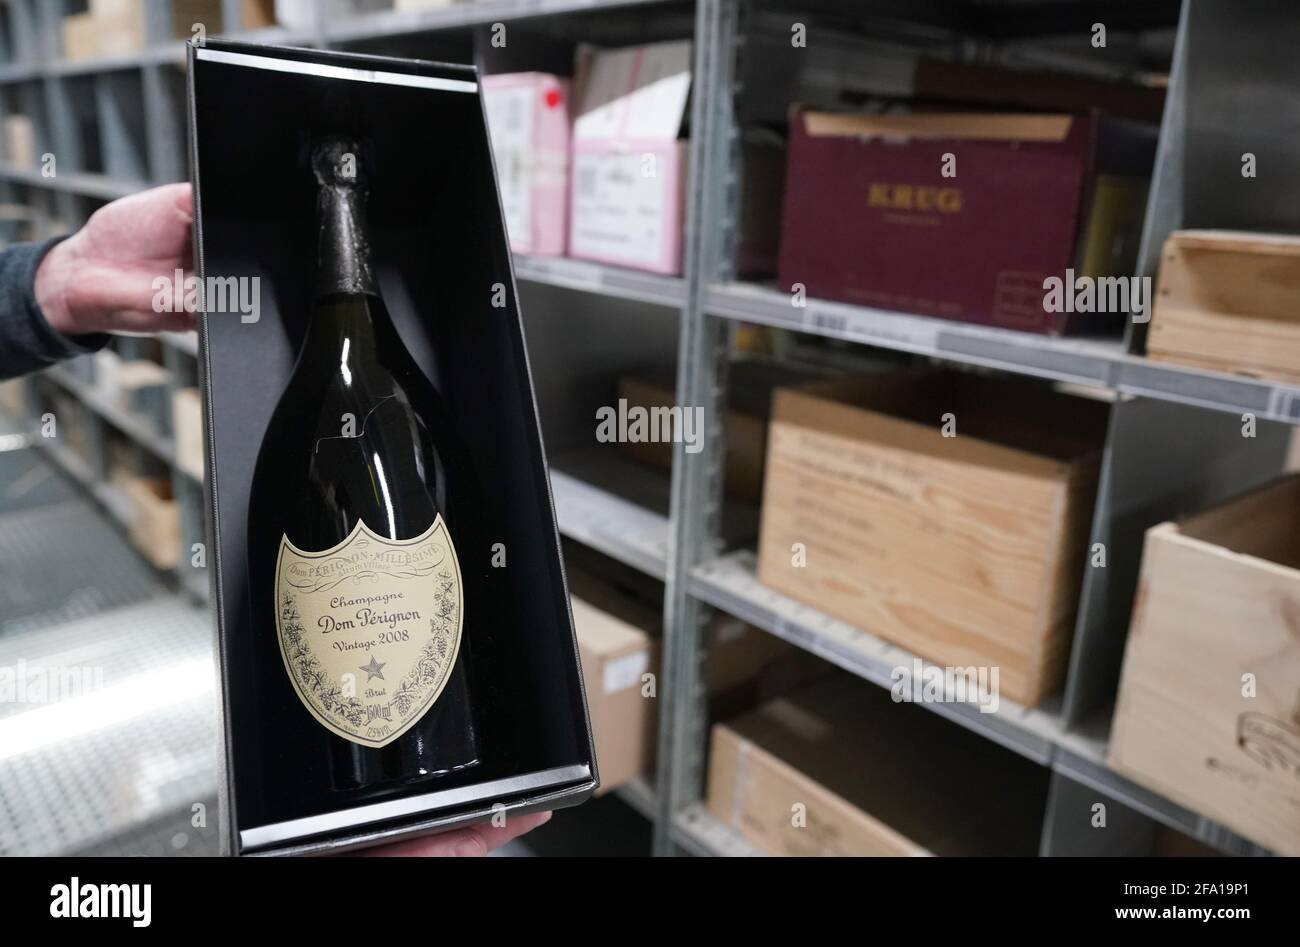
[654,0,1294,860]
[1,0,1293,858]
[690,551,1066,764]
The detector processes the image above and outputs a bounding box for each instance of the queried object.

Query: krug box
[189,41,596,855]
[778,110,1156,334]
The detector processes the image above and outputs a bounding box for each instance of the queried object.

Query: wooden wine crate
[756,370,1108,706]
[64,1,276,61]
[122,476,181,571]
[1148,230,1300,383]
[706,675,1045,856]
[4,115,35,171]
[1110,474,1300,856]
[171,387,205,481]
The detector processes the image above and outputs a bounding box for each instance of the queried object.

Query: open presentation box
[188,40,596,855]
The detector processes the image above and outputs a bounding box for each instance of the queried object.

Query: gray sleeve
[0,237,110,381]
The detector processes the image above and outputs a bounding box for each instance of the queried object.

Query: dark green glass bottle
[246,137,479,812]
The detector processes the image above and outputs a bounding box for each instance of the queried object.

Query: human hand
[35,182,195,338]
[365,811,552,857]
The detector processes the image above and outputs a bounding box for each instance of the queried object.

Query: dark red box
[777,110,1155,335]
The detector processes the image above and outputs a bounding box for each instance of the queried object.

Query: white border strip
[195,47,477,93]
[239,764,591,850]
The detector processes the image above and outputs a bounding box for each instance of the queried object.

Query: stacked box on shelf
[63,0,277,61]
[0,379,27,422]
[4,115,36,170]
[756,369,1109,706]
[707,674,1047,856]
[568,564,820,795]
[482,72,571,257]
[171,387,204,480]
[1110,474,1300,856]
[1147,230,1300,384]
[567,39,784,277]
[569,40,692,275]
[778,89,1155,334]
[120,475,181,570]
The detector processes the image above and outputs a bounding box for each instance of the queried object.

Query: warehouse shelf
[707,281,1300,425]
[1053,721,1271,857]
[550,465,669,580]
[671,803,764,857]
[2,0,1285,860]
[324,0,674,43]
[45,41,186,77]
[0,60,40,83]
[35,26,318,81]
[36,437,135,527]
[0,164,145,201]
[516,254,686,308]
[45,366,178,469]
[1115,357,1300,424]
[706,281,1126,389]
[689,550,1065,765]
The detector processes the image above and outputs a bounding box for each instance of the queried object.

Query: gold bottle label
[274,517,463,748]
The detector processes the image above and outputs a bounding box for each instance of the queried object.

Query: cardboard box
[482,73,571,257]
[172,387,204,480]
[1110,475,1300,856]
[570,591,655,796]
[756,369,1108,706]
[1148,230,1300,383]
[567,563,819,793]
[778,110,1155,334]
[569,40,692,275]
[0,379,27,421]
[4,115,35,170]
[707,674,1046,855]
[190,41,595,855]
[122,476,181,570]
[62,14,105,61]
[911,57,1167,124]
[65,1,273,60]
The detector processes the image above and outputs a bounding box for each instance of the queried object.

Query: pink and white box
[482,72,571,257]
[569,40,692,276]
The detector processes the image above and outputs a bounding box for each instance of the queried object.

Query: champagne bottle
[247,137,479,804]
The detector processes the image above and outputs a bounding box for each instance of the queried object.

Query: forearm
[0,237,108,381]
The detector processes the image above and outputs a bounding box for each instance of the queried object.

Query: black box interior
[189,41,595,854]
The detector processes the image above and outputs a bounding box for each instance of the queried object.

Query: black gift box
[188,40,596,855]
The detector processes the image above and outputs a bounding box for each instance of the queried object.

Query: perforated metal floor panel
[0,443,82,514]
[0,596,218,855]
[0,498,165,638]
